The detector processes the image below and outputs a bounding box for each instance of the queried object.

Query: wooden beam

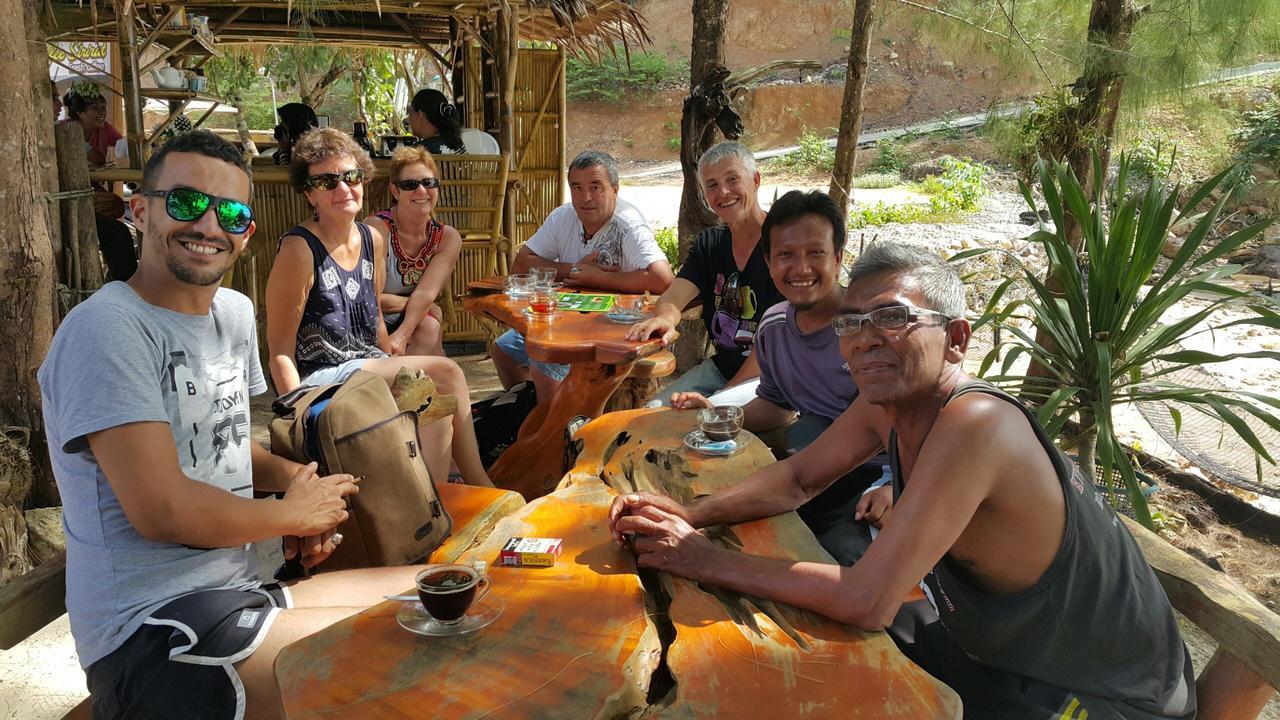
[389,12,452,66]
[1120,516,1280,690]
[1196,648,1277,720]
[0,553,67,650]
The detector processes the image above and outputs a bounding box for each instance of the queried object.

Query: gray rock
[1245,244,1280,279]
[904,156,951,182]
[24,506,65,566]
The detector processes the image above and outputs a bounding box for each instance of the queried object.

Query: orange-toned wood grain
[573,409,964,719]
[461,289,665,366]
[462,289,671,499]
[429,483,526,565]
[486,360,635,500]
[275,480,661,720]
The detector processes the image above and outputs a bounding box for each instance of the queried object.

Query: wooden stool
[604,350,676,413]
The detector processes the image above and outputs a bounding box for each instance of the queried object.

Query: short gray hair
[698,141,757,177]
[847,242,967,319]
[569,150,619,187]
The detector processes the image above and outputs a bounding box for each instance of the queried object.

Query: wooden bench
[1121,516,1280,719]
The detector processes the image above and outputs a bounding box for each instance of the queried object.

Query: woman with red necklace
[365,147,461,357]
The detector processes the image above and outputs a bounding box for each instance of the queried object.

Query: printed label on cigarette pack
[499,537,563,567]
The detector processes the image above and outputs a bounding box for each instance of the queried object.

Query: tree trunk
[828,0,876,221]
[1025,0,1140,394]
[676,0,730,261]
[29,3,61,277]
[54,122,104,299]
[1059,0,1140,250]
[231,97,258,158]
[1,0,59,508]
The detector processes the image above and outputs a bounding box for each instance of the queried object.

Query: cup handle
[473,575,491,604]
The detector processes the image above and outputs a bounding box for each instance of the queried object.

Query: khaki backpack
[269,370,452,571]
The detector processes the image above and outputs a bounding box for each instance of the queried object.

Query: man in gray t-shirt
[38,131,422,719]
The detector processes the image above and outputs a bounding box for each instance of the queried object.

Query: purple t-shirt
[754,300,857,421]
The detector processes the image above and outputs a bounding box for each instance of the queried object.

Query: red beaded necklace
[388,210,442,287]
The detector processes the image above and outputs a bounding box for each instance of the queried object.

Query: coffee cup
[415,564,491,624]
[698,405,743,443]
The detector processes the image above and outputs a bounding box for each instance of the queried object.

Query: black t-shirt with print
[676,225,784,380]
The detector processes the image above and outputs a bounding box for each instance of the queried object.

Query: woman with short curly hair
[266,128,492,487]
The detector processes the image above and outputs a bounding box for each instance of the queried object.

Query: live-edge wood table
[274,409,962,719]
[461,279,668,500]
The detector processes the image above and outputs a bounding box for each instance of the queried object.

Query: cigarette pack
[499,537,563,567]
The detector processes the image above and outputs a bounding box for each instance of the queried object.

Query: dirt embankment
[568,0,1040,164]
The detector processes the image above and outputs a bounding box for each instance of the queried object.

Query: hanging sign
[48,42,112,82]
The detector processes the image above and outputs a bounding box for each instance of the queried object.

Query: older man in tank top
[609,242,1196,719]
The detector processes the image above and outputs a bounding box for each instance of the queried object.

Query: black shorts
[87,584,292,720]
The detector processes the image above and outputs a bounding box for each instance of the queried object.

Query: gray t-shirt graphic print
[39,282,268,668]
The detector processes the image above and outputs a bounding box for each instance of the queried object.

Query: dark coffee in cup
[703,423,740,442]
[415,564,488,624]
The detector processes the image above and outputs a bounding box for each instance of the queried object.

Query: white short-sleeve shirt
[523,198,665,272]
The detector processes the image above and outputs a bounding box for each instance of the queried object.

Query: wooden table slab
[275,480,661,719]
[571,409,963,719]
[462,284,666,500]
[276,409,960,719]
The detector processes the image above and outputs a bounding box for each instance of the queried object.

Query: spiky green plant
[959,154,1280,526]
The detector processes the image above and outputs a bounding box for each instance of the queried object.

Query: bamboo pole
[557,45,566,207]
[113,0,144,168]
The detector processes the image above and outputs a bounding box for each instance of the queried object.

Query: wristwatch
[569,264,582,275]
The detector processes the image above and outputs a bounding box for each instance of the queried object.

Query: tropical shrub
[962,154,1280,526]
[566,51,688,103]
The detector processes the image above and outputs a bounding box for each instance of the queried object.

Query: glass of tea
[415,564,491,624]
[698,405,744,443]
[528,287,558,318]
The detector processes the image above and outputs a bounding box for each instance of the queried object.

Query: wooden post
[449,18,467,124]
[1195,648,1277,720]
[114,0,145,167]
[557,44,567,207]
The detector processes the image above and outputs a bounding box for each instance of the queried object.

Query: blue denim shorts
[494,329,569,382]
[300,357,369,387]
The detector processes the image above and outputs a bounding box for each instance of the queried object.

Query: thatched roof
[46,1,649,55]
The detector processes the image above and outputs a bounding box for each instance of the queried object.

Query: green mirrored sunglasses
[142,187,254,234]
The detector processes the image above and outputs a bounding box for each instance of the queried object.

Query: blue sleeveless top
[287,223,387,379]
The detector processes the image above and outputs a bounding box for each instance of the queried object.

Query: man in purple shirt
[672,190,885,563]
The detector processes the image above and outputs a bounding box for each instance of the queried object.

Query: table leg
[489,360,634,500]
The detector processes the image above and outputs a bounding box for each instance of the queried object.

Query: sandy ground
[5,180,1277,719]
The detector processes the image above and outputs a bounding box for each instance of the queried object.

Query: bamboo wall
[508,48,566,250]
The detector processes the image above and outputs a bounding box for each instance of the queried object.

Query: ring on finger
[331,532,344,547]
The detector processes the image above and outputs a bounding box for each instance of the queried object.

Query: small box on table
[499,537,563,567]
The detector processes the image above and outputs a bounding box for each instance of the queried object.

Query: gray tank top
[889,380,1194,717]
